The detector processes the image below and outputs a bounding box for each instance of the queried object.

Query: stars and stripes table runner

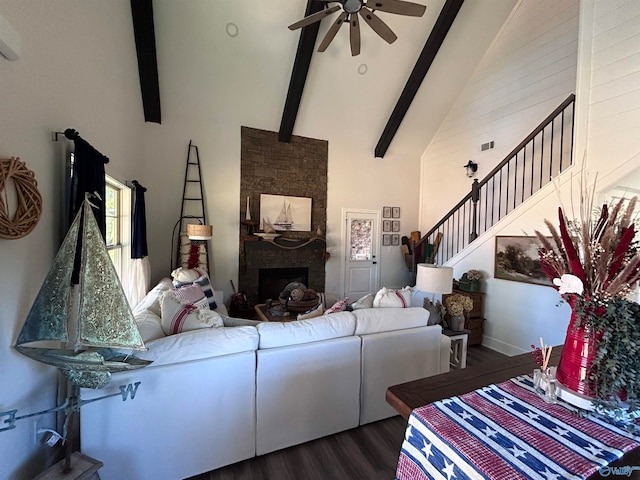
[396,376,640,479]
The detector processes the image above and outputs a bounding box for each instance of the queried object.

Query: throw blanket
[396,376,640,480]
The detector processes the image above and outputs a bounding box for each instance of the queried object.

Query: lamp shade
[415,263,453,294]
[187,223,213,241]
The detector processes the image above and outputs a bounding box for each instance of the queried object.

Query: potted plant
[444,293,473,331]
[458,269,483,292]
[535,172,640,421]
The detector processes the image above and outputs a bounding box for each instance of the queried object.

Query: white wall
[0,2,143,478]
[421,0,640,356]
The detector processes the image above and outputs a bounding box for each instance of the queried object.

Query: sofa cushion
[257,312,356,349]
[132,277,173,316]
[373,287,412,308]
[352,307,430,335]
[138,326,259,366]
[135,309,165,343]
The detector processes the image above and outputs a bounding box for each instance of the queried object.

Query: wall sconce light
[464,160,478,178]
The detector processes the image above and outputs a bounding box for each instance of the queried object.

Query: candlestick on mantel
[246,196,251,221]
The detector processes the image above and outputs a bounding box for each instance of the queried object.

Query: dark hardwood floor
[188,345,507,480]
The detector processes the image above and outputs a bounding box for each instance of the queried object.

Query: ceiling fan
[288,0,427,56]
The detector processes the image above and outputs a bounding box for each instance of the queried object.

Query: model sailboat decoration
[273,200,293,229]
[14,198,151,389]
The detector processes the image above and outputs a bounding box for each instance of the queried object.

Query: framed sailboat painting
[259,194,312,232]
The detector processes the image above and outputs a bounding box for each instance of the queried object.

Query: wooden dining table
[386,347,640,479]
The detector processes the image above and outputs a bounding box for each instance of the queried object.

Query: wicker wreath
[0,157,43,239]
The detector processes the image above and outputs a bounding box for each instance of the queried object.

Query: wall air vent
[481,141,494,151]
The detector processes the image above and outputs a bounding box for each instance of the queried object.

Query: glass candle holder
[533,367,557,403]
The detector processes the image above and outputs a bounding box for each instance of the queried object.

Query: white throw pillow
[351,293,374,310]
[171,267,207,286]
[373,286,412,308]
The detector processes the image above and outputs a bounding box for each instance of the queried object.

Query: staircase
[409,94,576,276]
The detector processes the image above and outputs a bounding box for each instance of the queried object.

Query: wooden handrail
[477,94,575,189]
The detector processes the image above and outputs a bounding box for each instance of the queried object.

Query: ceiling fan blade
[318,11,348,52]
[350,13,361,56]
[288,5,341,30]
[368,0,426,17]
[359,7,397,44]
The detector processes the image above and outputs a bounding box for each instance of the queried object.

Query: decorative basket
[458,278,480,292]
[278,294,319,313]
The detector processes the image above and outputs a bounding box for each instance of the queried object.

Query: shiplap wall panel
[587,0,640,171]
[420,0,579,226]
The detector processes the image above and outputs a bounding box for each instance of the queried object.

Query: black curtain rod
[53,128,109,163]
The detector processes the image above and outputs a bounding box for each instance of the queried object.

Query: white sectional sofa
[80,281,451,480]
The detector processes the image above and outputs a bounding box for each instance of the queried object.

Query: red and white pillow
[325,297,350,314]
[171,267,217,309]
[160,285,223,335]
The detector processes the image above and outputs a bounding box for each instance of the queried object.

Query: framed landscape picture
[494,236,553,286]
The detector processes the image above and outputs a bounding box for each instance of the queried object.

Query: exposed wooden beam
[374,0,464,158]
[131,0,161,124]
[279,1,325,143]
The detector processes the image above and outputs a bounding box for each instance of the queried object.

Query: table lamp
[415,263,453,301]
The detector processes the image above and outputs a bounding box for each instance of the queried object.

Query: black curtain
[69,137,108,240]
[131,180,148,259]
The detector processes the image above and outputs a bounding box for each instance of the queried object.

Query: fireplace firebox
[259,267,308,304]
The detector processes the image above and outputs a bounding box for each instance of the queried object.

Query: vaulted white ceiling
[149,0,518,160]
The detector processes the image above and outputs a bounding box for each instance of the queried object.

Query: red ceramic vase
[555,307,599,397]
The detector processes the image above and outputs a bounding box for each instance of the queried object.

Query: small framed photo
[391,234,400,246]
[383,220,391,232]
[382,234,391,246]
[392,221,400,232]
[383,206,392,218]
[392,207,401,218]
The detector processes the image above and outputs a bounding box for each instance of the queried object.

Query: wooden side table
[442,329,470,370]
[442,289,485,345]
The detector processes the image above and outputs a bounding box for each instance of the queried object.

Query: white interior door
[343,210,380,300]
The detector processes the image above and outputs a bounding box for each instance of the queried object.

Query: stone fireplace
[239,127,328,304]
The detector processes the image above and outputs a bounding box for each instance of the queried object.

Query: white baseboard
[481,335,528,357]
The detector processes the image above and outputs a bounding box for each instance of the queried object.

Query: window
[66,153,132,291]
[105,175,131,286]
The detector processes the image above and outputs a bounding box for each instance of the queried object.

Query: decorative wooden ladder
[175,140,210,272]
